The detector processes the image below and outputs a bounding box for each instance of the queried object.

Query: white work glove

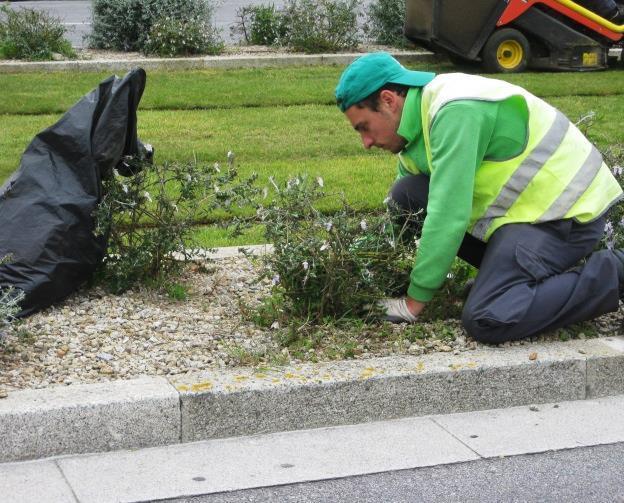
[378,297,419,323]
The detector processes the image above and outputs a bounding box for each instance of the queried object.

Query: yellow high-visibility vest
[421,73,622,241]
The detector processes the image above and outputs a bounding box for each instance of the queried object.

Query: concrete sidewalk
[0,51,438,73]
[1,335,623,463]
[2,394,624,503]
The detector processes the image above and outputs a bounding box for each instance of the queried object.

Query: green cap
[335,52,435,112]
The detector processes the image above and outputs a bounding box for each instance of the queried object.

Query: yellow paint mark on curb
[176,384,190,392]
[359,367,378,379]
[415,362,425,373]
[254,373,267,379]
[190,381,213,392]
[234,375,249,382]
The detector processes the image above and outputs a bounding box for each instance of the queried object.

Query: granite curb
[0,51,439,74]
[1,336,623,463]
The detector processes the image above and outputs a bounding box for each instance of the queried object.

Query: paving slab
[433,394,624,458]
[0,459,76,503]
[57,415,476,503]
[173,339,596,443]
[0,377,180,463]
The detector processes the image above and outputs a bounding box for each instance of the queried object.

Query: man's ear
[379,89,400,111]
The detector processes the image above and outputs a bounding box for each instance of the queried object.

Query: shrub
[250,4,286,45]
[0,5,75,60]
[231,4,286,46]
[601,144,624,250]
[0,256,25,333]
[89,0,221,53]
[364,0,410,48]
[255,175,420,322]
[143,16,223,57]
[280,0,360,53]
[575,113,624,251]
[93,153,258,293]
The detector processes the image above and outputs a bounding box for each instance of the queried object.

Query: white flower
[185,173,192,182]
[143,191,152,203]
[320,242,329,252]
[287,177,300,189]
[227,151,235,164]
[613,165,624,177]
[383,196,392,205]
[387,238,396,249]
[271,274,280,285]
[324,221,333,231]
[122,184,129,194]
[262,187,269,199]
[213,162,221,173]
[317,176,324,187]
[360,219,367,231]
[112,168,120,177]
[214,185,220,192]
[605,221,614,236]
[302,260,309,270]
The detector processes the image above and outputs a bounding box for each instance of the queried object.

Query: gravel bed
[0,254,622,393]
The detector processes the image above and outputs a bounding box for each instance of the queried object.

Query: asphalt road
[167,442,624,503]
[8,1,288,47]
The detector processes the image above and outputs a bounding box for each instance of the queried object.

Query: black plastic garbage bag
[0,68,148,317]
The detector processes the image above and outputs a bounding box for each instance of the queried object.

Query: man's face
[344,90,406,154]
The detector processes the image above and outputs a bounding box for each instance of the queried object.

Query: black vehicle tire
[482,28,530,73]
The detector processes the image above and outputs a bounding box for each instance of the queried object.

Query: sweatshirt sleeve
[406,101,496,302]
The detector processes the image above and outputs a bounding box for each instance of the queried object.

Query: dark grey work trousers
[390,175,621,343]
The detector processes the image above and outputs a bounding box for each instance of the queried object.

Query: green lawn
[1,63,622,246]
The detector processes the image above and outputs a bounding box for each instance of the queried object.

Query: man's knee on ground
[461,304,518,345]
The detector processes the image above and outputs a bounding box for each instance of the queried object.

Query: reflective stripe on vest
[472,111,569,240]
[536,145,603,223]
